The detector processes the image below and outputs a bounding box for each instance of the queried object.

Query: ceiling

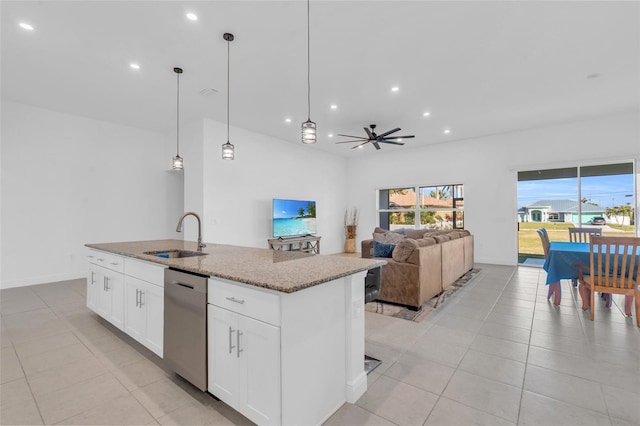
[2,1,639,157]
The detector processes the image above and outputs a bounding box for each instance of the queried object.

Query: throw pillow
[392,238,419,262]
[373,231,405,244]
[373,241,396,258]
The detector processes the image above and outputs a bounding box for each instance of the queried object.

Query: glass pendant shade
[172,155,183,170]
[222,142,234,160]
[302,119,317,144]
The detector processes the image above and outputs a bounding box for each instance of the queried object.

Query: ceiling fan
[335,124,415,150]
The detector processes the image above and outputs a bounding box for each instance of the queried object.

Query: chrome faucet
[176,212,206,252]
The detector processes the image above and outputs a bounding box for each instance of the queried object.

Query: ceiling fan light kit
[336,124,415,150]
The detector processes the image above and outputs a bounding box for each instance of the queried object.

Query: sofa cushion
[416,237,437,247]
[373,241,396,258]
[373,231,405,244]
[392,238,419,262]
[405,229,427,239]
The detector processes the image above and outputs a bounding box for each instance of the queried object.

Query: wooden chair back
[589,236,640,291]
[569,227,602,243]
[537,228,550,258]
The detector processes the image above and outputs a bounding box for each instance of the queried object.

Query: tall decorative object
[172,67,184,170]
[221,33,235,160]
[344,207,359,253]
[301,0,316,144]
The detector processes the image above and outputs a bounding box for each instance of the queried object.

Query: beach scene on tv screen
[273,199,316,237]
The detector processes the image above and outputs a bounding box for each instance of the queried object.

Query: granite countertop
[85,239,386,293]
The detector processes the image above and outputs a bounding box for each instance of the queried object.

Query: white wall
[1,101,184,288]
[181,118,349,253]
[347,111,640,265]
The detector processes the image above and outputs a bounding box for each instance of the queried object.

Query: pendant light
[222,33,235,160]
[301,0,316,144]
[172,67,184,170]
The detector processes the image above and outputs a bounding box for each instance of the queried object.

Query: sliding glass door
[517,162,636,265]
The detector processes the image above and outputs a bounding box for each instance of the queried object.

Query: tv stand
[268,235,321,254]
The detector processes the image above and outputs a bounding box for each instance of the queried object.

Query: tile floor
[1,264,639,425]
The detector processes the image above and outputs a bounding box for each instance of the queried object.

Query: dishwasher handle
[176,282,194,290]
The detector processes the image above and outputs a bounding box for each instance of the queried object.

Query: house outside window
[378,184,464,230]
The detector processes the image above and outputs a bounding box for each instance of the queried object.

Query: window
[378,184,464,230]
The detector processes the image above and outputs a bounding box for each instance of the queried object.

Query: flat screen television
[272,199,317,238]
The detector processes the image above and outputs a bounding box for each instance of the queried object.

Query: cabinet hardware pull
[97,258,105,262]
[103,276,107,291]
[237,331,243,358]
[135,288,139,307]
[91,271,95,285]
[225,296,245,304]
[139,291,144,308]
[229,326,236,354]
[109,262,118,266]
[105,277,110,291]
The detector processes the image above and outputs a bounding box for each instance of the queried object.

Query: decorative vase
[344,238,356,253]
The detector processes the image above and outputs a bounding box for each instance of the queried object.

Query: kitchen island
[85,239,385,426]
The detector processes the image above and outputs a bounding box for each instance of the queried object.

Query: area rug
[365,268,481,323]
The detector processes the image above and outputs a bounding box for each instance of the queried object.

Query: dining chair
[537,228,560,304]
[569,227,602,243]
[568,228,603,287]
[577,236,640,327]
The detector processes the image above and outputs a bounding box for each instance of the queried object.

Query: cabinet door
[239,316,281,425]
[124,276,146,342]
[142,281,164,358]
[95,266,110,319]
[87,265,100,311]
[98,268,124,330]
[207,307,239,407]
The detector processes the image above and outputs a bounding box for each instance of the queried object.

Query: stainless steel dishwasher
[164,268,208,391]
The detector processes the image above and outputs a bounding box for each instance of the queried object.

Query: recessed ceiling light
[285,118,292,123]
[357,145,363,149]
[130,63,140,70]
[444,129,451,134]
[423,112,431,117]
[328,133,334,138]
[19,22,34,31]
[391,86,399,92]
[586,73,600,79]
[330,105,337,110]
[186,13,198,21]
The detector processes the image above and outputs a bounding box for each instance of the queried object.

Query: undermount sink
[144,249,208,259]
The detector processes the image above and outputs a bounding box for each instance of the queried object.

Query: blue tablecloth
[543,241,639,285]
[543,242,589,285]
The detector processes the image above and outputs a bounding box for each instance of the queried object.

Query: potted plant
[344,207,359,253]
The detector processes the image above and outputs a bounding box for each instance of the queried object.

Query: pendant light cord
[227,37,230,143]
[307,0,311,120]
[176,71,180,156]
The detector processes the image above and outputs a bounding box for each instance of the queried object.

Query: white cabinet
[86,249,165,356]
[124,276,164,357]
[123,258,165,357]
[87,250,124,330]
[208,280,281,426]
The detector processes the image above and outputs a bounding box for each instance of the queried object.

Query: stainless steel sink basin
[144,250,208,259]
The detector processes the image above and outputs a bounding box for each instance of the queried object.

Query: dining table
[543,241,634,315]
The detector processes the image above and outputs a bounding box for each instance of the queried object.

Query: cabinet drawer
[124,258,165,287]
[208,279,280,326]
[88,249,124,273]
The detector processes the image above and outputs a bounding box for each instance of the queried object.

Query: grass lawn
[518,222,636,258]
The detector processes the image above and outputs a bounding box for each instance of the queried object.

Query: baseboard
[1,272,85,289]
[346,370,367,403]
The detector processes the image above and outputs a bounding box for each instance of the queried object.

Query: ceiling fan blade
[351,141,370,149]
[379,140,405,146]
[335,140,367,144]
[364,127,374,139]
[372,141,381,150]
[337,134,367,139]
[381,135,415,140]
[377,127,401,138]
